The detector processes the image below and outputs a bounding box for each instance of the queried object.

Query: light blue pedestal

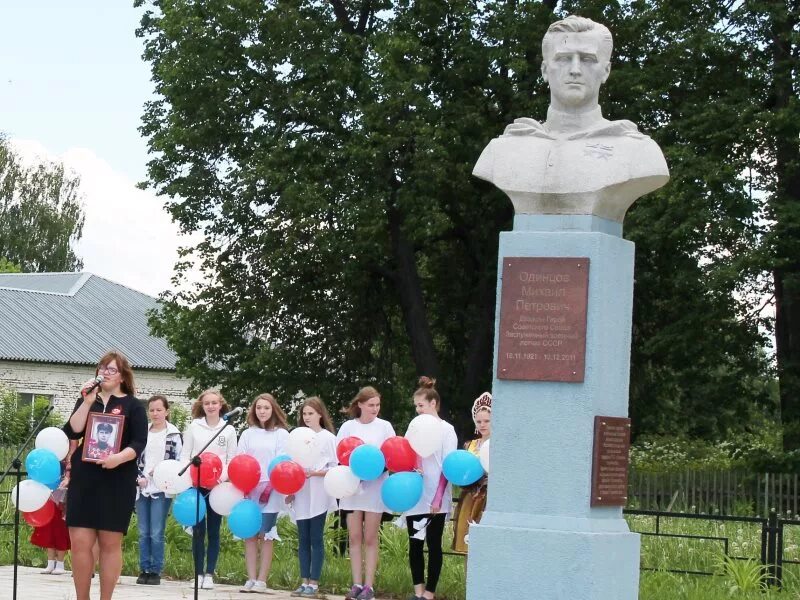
[466,215,639,600]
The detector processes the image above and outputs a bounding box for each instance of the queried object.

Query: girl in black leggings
[404,377,458,600]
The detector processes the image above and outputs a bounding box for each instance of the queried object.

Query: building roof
[0,272,178,370]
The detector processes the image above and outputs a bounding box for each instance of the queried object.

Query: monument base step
[466,521,640,600]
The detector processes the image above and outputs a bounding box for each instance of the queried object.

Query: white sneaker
[202,574,215,590]
[51,566,66,575]
[252,581,268,594]
[240,579,256,593]
[196,575,205,588]
[40,564,54,574]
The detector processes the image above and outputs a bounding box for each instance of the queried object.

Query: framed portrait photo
[82,413,125,463]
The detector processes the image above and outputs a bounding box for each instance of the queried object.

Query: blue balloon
[381,472,424,512]
[349,445,385,481]
[267,454,292,476]
[25,448,61,486]
[228,499,262,539]
[173,488,206,526]
[442,450,484,486]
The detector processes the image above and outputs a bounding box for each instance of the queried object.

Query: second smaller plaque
[590,416,631,507]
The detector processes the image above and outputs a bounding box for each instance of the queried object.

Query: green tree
[0,137,85,272]
[138,0,772,439]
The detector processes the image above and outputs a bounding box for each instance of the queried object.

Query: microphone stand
[0,401,56,600]
[178,413,240,600]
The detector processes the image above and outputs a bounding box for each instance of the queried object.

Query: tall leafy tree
[138,0,772,438]
[728,0,800,449]
[0,138,85,272]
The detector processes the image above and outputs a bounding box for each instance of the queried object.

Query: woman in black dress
[63,350,148,600]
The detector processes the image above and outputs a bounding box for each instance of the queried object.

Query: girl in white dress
[286,397,337,598]
[236,393,290,594]
[336,387,396,600]
[404,377,458,600]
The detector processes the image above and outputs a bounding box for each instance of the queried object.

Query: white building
[0,272,191,417]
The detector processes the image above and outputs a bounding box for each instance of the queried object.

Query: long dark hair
[299,396,334,433]
[247,393,289,430]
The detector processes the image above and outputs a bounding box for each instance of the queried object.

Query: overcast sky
[0,2,193,297]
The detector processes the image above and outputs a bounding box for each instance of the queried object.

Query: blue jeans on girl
[297,511,327,581]
[192,490,222,575]
[136,493,172,574]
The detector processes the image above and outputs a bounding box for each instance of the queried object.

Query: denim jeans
[192,490,222,575]
[136,493,172,574]
[297,511,327,581]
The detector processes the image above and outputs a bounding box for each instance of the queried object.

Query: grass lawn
[3,498,800,599]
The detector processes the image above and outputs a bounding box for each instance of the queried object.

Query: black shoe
[146,573,161,585]
[136,572,149,584]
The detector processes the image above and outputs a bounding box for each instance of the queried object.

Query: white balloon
[287,427,321,469]
[406,414,442,458]
[35,427,70,461]
[153,459,192,495]
[323,466,361,499]
[11,479,51,512]
[208,481,245,516]
[479,439,490,473]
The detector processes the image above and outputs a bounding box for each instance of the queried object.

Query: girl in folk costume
[237,393,290,594]
[403,377,458,600]
[452,392,491,553]
[135,395,183,585]
[336,386,396,600]
[180,389,239,590]
[287,396,338,598]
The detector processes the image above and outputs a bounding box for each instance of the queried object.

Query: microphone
[81,375,104,397]
[223,406,244,421]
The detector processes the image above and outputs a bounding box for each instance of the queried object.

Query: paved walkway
[0,566,347,600]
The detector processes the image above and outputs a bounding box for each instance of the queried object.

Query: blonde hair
[191,389,230,419]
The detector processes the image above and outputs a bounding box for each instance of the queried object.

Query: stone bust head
[541,16,613,118]
[472,15,669,225]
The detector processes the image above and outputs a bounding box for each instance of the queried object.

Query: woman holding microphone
[63,350,148,600]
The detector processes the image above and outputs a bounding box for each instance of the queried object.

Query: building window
[17,392,54,410]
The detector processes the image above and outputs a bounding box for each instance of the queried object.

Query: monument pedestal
[468,524,639,599]
[465,216,639,600]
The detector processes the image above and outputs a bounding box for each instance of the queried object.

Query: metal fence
[628,469,800,517]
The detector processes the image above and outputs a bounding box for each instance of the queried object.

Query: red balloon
[381,436,419,473]
[228,454,261,494]
[23,499,55,527]
[269,461,306,495]
[190,452,223,489]
[337,436,365,466]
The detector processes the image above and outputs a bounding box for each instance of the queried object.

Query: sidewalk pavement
[0,565,347,599]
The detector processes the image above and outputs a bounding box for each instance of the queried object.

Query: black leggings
[406,513,446,593]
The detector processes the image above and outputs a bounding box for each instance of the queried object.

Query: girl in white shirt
[180,389,239,590]
[404,377,458,600]
[336,387,396,600]
[236,393,290,594]
[135,395,183,585]
[286,396,337,598]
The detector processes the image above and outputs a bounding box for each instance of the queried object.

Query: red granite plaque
[496,257,589,382]
[590,416,631,507]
